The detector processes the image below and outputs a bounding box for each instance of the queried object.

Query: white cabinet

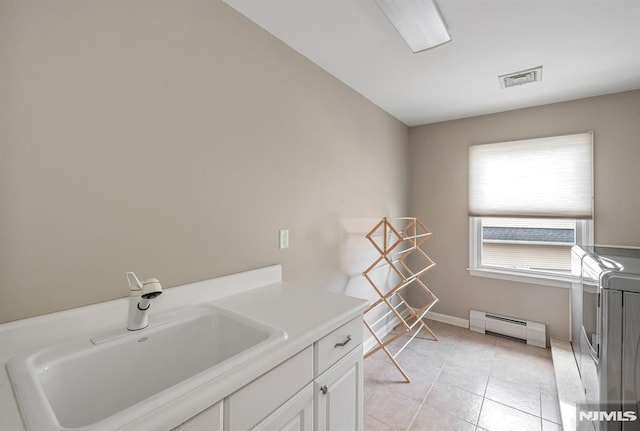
[249,316,364,431]
[172,401,223,431]
[225,347,313,431]
[314,347,363,431]
[173,317,363,431]
[252,384,313,431]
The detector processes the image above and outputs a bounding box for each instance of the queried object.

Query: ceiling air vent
[499,66,543,89]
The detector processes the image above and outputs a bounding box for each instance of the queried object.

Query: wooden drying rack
[362,217,439,383]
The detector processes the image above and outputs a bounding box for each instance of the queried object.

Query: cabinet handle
[334,335,352,348]
[320,385,328,395]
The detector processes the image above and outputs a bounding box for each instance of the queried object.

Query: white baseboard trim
[364,309,470,353]
[425,311,469,329]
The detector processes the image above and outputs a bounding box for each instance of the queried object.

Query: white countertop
[0,265,368,430]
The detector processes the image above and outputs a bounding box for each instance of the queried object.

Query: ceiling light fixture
[374,0,451,53]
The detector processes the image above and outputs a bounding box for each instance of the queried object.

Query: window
[468,133,594,287]
[469,217,592,286]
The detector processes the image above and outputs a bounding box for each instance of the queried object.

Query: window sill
[468,267,577,289]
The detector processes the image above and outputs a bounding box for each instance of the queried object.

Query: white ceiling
[223,0,640,126]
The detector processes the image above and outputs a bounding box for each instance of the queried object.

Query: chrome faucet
[126,272,163,331]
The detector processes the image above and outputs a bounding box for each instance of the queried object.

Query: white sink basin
[7,304,287,431]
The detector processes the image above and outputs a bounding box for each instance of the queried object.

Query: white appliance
[572,245,640,431]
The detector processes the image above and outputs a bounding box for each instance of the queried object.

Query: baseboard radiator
[469,310,546,348]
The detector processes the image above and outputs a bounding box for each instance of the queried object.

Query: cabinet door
[172,401,222,431]
[315,346,363,431]
[252,383,313,431]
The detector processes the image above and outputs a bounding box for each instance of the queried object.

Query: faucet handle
[125,272,143,290]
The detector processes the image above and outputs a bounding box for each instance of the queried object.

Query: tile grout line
[540,375,544,431]
[404,360,446,431]
[475,340,496,431]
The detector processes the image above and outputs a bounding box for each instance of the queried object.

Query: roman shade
[468,132,593,218]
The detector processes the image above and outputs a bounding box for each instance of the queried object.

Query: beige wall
[0,0,408,323]
[408,90,640,340]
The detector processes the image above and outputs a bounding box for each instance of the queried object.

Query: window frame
[468,216,593,288]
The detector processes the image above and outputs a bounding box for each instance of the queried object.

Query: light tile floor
[364,320,561,431]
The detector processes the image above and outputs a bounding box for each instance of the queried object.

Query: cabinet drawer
[314,317,363,376]
[225,346,313,431]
